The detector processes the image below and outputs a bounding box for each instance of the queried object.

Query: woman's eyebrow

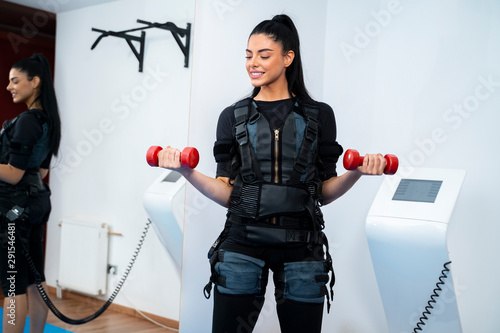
[246,48,274,53]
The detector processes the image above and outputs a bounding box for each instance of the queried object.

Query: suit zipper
[271,129,280,225]
[274,129,280,183]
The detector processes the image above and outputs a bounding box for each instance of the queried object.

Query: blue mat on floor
[0,307,73,332]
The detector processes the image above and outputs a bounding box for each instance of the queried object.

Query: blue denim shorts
[213,249,329,303]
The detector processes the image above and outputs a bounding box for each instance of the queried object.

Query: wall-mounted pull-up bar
[91,19,191,72]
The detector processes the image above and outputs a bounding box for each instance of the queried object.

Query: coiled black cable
[22,219,152,325]
[412,261,452,332]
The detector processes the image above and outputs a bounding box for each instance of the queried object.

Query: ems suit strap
[244,225,321,244]
[289,103,319,183]
[9,141,34,157]
[233,99,260,182]
[231,99,263,204]
[204,222,231,299]
[320,232,335,313]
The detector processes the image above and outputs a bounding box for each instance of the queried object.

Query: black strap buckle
[235,123,248,145]
[203,282,213,299]
[6,205,25,222]
[305,117,318,141]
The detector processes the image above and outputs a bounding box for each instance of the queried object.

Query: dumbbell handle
[343,149,398,175]
[146,146,199,169]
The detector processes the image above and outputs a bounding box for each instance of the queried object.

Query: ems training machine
[143,146,199,272]
[365,167,466,332]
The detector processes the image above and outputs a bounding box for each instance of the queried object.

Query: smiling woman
[0,53,61,333]
[4,0,193,330]
[245,34,295,100]
[156,13,387,333]
[8,68,41,107]
[33,0,195,329]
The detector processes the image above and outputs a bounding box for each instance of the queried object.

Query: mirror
[1,0,195,331]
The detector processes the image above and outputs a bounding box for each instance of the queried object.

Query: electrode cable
[21,219,152,325]
[412,261,453,332]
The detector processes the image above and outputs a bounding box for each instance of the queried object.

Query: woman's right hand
[155,146,233,207]
[156,146,184,170]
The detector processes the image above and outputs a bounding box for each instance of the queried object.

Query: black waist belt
[227,213,311,228]
[230,223,321,244]
[229,182,312,220]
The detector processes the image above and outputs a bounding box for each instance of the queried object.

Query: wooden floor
[1,288,179,333]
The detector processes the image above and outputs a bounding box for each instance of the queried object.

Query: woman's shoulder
[17,109,46,123]
[218,97,254,121]
[299,99,333,110]
[316,101,334,112]
[218,103,236,123]
[298,99,335,119]
[10,109,45,135]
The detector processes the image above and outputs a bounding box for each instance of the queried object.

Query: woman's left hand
[356,153,387,175]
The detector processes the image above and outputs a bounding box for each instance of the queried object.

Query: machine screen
[392,179,443,203]
[162,172,182,183]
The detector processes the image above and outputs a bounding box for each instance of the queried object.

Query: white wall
[324,0,500,332]
[182,0,500,333]
[46,0,194,323]
[45,0,500,331]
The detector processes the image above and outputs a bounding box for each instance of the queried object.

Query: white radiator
[57,219,109,296]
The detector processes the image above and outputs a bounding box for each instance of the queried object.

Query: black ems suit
[207,98,343,333]
[0,109,52,296]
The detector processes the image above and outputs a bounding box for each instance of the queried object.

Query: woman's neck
[254,81,291,102]
[27,99,42,110]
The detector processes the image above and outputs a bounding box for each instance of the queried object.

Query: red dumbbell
[146,146,199,169]
[343,149,398,175]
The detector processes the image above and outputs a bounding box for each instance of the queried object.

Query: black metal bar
[136,20,191,68]
[124,31,145,72]
[91,18,192,71]
[91,28,146,72]
[183,23,191,68]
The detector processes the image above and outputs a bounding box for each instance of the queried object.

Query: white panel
[368,168,466,223]
[58,219,109,296]
[366,217,461,333]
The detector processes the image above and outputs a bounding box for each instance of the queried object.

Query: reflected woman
[1,53,61,333]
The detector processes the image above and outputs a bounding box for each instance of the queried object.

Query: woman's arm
[40,168,49,179]
[322,153,386,205]
[157,146,233,207]
[0,164,25,185]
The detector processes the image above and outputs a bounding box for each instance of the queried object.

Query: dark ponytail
[12,53,61,157]
[249,14,312,101]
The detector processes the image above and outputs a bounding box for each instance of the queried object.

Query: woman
[1,53,61,333]
[158,15,386,333]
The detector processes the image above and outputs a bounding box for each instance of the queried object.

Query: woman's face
[246,33,294,89]
[6,68,40,107]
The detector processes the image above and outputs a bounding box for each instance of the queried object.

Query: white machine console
[366,167,466,333]
[143,170,185,274]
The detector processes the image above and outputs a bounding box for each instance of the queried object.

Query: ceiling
[4,0,123,13]
[0,1,56,38]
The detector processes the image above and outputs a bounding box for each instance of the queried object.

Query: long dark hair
[12,53,61,157]
[249,14,312,101]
